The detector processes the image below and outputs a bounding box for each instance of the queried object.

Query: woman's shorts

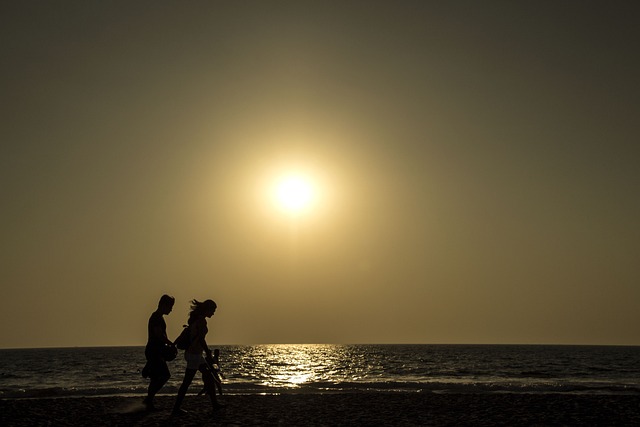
[185,351,206,370]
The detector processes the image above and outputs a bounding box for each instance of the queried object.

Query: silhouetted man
[142,294,175,410]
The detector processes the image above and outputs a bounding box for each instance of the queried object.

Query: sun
[274,174,315,215]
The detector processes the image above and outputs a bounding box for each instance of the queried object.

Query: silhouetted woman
[172,299,221,415]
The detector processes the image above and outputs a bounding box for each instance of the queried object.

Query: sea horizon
[2,344,640,399]
[3,342,640,351]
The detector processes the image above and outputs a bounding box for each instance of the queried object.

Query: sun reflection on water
[236,344,360,389]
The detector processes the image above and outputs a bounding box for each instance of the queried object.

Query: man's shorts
[143,346,170,379]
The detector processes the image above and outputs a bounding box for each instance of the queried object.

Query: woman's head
[202,299,217,317]
[188,299,217,323]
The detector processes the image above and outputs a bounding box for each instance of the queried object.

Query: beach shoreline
[2,392,639,426]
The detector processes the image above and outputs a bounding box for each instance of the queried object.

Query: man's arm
[150,315,173,346]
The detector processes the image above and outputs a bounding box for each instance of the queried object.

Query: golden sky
[1,1,639,348]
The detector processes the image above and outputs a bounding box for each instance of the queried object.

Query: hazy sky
[2,1,639,348]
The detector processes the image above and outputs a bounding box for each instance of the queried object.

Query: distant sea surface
[1,345,639,398]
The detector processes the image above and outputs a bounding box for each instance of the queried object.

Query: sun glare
[274,174,315,215]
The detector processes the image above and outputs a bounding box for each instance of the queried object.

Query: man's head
[158,294,175,315]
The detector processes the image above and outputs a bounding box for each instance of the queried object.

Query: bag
[162,343,178,361]
[174,325,191,350]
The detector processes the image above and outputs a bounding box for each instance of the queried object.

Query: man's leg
[144,358,169,409]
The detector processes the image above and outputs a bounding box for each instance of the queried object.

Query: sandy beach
[1,393,639,426]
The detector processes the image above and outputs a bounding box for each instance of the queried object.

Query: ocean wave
[0,386,149,399]
[2,345,640,399]
[3,380,640,399]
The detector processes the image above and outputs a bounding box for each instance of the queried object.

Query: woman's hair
[187,299,217,325]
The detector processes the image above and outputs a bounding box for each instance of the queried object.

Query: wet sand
[1,393,640,426]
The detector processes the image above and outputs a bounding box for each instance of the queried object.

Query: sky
[1,1,639,348]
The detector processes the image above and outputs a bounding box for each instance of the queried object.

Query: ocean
[1,345,639,399]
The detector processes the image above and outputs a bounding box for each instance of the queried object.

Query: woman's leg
[173,368,197,414]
